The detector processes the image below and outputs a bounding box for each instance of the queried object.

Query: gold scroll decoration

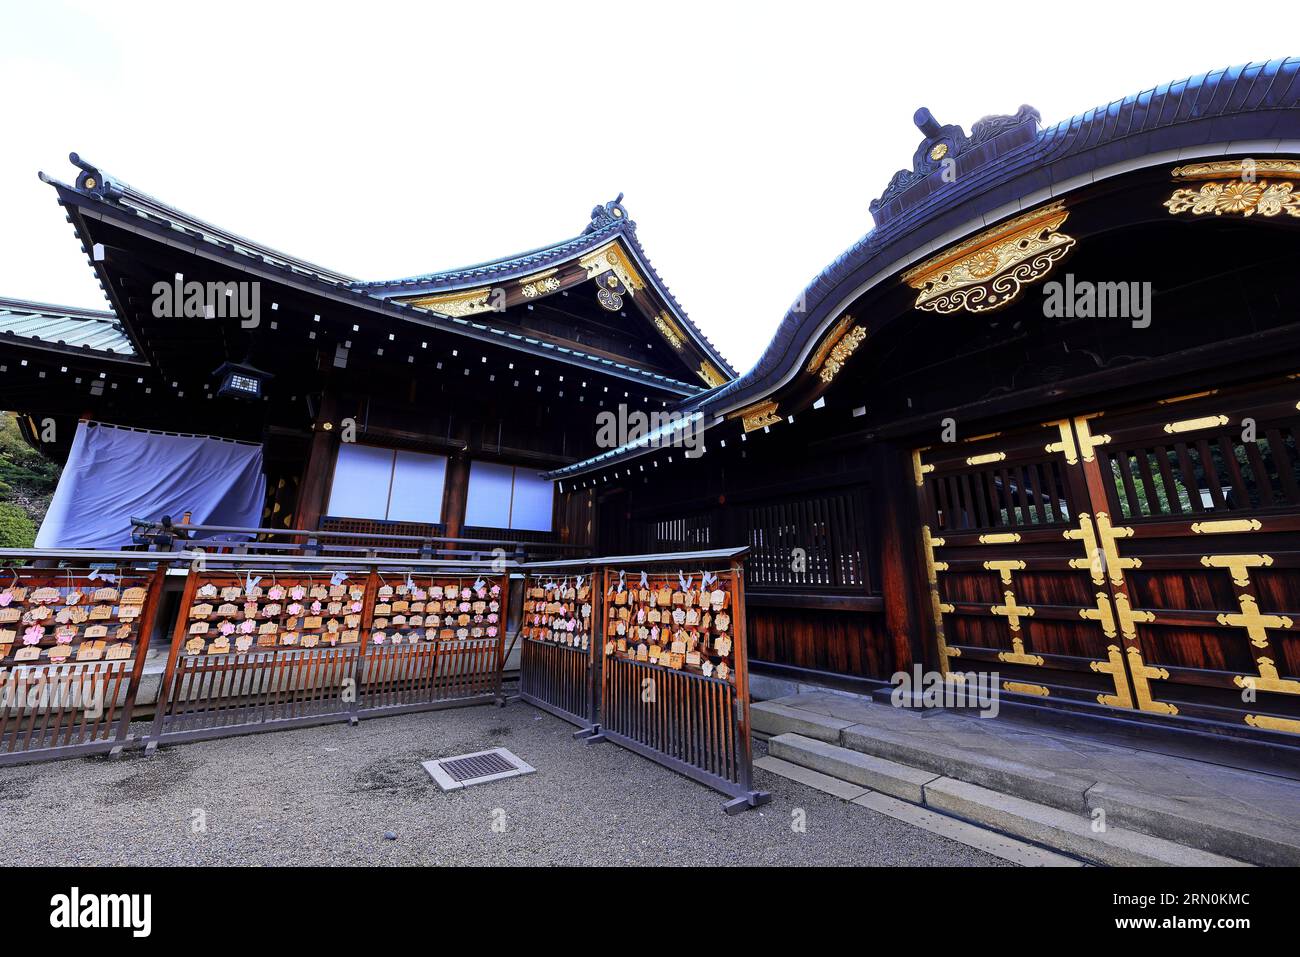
[900,201,1075,314]
[653,312,685,350]
[729,399,781,433]
[805,316,867,385]
[518,269,561,299]
[405,287,496,317]
[1164,160,1300,219]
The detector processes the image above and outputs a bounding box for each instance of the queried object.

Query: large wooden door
[913,374,1300,739]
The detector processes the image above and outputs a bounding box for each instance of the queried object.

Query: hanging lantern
[212,360,273,400]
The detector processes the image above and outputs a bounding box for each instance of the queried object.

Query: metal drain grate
[442,751,516,782]
[422,747,535,791]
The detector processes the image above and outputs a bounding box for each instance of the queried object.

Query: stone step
[767,733,939,803]
[850,790,1084,867]
[756,750,1082,866]
[765,731,1251,867]
[751,701,854,743]
[839,721,1096,811]
[924,778,1251,868]
[835,718,1297,867]
[1085,782,1300,868]
[754,754,868,801]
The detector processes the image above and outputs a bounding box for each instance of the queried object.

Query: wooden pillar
[297,392,340,533]
[443,454,470,539]
[872,441,930,674]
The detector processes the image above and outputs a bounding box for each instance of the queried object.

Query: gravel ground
[2,703,1008,866]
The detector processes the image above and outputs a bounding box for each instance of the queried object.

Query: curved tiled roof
[0,296,140,360]
[351,223,622,294]
[37,164,711,394]
[547,57,1300,479]
[353,196,737,378]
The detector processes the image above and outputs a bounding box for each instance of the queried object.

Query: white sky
[0,0,1279,373]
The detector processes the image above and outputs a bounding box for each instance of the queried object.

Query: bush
[0,414,59,496]
[0,502,37,548]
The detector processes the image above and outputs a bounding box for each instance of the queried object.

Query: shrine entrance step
[752,692,1300,866]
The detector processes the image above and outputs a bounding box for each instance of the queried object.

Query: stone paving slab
[754,754,868,801]
[751,701,854,743]
[761,691,1300,866]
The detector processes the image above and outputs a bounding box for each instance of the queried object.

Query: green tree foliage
[0,502,36,547]
[0,413,60,545]
[0,414,59,497]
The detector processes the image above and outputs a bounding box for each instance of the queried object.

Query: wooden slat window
[744,490,866,590]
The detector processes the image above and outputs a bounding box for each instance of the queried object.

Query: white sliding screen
[464,461,553,532]
[327,444,447,523]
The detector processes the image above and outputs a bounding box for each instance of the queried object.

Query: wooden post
[296,393,340,533]
[146,566,202,750]
[873,443,931,675]
[112,562,171,750]
[443,454,470,540]
[351,566,381,719]
[729,558,756,792]
[588,564,605,729]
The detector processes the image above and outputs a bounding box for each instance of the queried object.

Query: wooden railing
[129,518,588,562]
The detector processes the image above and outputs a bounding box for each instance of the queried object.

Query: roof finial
[68,152,111,197]
[586,193,632,233]
[913,108,943,138]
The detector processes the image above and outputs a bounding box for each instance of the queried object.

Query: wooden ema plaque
[179,574,366,656]
[523,575,593,651]
[0,570,148,666]
[368,575,503,646]
[602,572,735,682]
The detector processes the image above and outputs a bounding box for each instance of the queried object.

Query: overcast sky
[0,1,1278,373]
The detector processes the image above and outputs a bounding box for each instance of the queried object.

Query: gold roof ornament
[518,269,561,299]
[729,399,781,433]
[901,201,1075,314]
[578,241,646,295]
[653,312,685,350]
[1165,159,1300,218]
[806,317,867,385]
[697,361,727,388]
[404,286,496,317]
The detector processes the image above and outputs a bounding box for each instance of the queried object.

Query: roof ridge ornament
[586,193,633,233]
[68,152,117,198]
[869,105,1040,227]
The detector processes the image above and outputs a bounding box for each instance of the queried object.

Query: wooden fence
[0,546,767,814]
[520,548,769,814]
[0,554,168,766]
[151,559,511,745]
[518,571,598,730]
[0,549,512,763]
